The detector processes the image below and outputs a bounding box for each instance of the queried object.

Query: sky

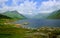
[0,0,60,16]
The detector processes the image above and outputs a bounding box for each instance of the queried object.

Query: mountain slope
[0,14,11,19]
[34,13,50,19]
[1,11,26,20]
[47,10,60,19]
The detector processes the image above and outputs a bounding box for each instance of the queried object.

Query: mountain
[1,11,26,20]
[0,14,11,19]
[33,13,50,19]
[47,10,60,19]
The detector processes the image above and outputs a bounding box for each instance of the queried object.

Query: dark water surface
[14,19,60,28]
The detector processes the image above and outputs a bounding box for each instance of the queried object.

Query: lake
[14,19,60,29]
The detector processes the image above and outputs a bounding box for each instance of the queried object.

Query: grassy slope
[0,23,34,38]
[47,10,60,19]
[0,13,29,38]
[0,24,60,38]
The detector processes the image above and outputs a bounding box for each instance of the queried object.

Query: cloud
[17,0,37,15]
[0,0,60,16]
[0,0,37,16]
[38,0,60,13]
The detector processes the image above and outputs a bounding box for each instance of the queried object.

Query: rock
[57,35,60,38]
[23,22,29,25]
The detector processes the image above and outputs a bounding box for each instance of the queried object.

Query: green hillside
[0,14,14,23]
[0,14,11,19]
[1,11,26,20]
[47,10,60,19]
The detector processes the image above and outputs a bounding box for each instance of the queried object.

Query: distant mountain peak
[33,13,50,19]
[47,9,60,19]
[4,10,19,14]
[1,11,26,20]
[57,9,60,11]
[8,10,18,12]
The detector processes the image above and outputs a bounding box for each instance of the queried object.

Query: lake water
[14,19,60,29]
